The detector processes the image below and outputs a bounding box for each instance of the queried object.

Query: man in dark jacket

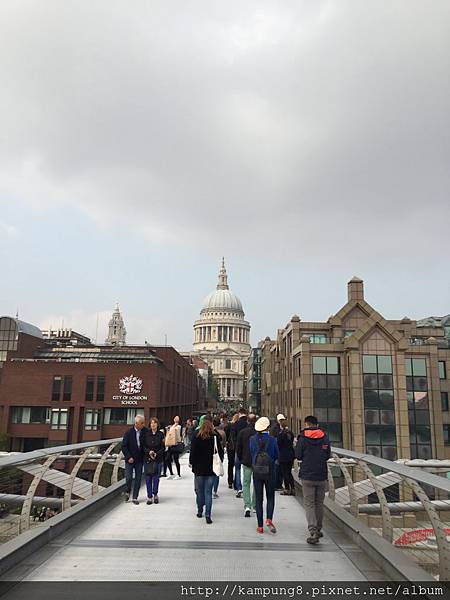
[277,418,296,496]
[295,415,331,544]
[232,408,248,497]
[122,415,147,504]
[236,413,256,517]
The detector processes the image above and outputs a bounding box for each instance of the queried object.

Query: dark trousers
[145,462,162,497]
[167,449,181,476]
[162,450,169,475]
[125,461,143,500]
[253,477,275,528]
[227,448,235,486]
[275,461,283,489]
[280,460,295,491]
[234,456,242,491]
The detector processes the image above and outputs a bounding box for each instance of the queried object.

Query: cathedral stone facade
[193,259,251,406]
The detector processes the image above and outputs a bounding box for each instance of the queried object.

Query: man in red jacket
[295,415,331,545]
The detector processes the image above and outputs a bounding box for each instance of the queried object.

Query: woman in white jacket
[166,415,183,479]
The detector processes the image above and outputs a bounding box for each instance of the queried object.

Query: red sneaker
[256,527,264,534]
[265,519,277,534]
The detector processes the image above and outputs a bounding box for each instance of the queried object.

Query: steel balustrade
[0,438,123,542]
[328,448,450,581]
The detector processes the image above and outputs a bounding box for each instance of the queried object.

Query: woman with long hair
[142,417,165,504]
[189,419,224,524]
[166,415,183,479]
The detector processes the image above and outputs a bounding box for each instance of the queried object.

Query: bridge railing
[329,448,450,581]
[0,438,123,543]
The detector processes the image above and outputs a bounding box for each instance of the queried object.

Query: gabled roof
[343,311,408,350]
[328,299,374,326]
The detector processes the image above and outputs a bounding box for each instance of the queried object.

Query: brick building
[261,277,450,460]
[0,316,199,451]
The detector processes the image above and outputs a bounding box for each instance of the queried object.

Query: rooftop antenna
[95,312,99,345]
[164,334,167,347]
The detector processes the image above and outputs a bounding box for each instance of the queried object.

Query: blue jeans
[253,477,275,528]
[195,475,215,517]
[125,461,143,500]
[145,462,162,497]
[234,456,242,491]
[213,475,219,493]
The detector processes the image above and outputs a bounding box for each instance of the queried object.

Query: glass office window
[85,376,95,402]
[85,409,101,431]
[405,358,432,459]
[63,376,72,401]
[50,408,68,430]
[96,376,105,402]
[443,425,450,446]
[362,355,396,459]
[51,376,62,402]
[103,408,137,425]
[312,357,326,374]
[11,407,50,424]
[313,356,342,445]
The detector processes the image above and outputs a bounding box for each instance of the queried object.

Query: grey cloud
[0,0,449,264]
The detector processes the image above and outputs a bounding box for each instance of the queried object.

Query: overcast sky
[1,1,449,349]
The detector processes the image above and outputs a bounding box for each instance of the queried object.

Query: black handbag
[145,460,158,476]
[172,442,185,454]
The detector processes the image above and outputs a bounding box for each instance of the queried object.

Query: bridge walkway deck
[1,455,386,581]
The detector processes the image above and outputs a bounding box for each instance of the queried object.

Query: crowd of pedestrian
[122,409,331,545]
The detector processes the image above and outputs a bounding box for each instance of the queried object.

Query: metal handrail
[0,437,125,541]
[0,438,122,469]
[332,447,450,494]
[331,447,450,581]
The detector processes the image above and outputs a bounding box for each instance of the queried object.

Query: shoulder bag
[212,434,224,477]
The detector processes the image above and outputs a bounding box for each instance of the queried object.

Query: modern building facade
[193,259,251,407]
[0,316,198,451]
[42,328,92,347]
[261,277,450,460]
[181,353,211,414]
[247,345,262,414]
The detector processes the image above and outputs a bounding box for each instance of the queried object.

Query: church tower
[106,304,127,346]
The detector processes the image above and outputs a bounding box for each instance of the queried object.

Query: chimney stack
[347,276,364,301]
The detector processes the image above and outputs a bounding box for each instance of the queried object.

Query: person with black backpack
[249,416,279,534]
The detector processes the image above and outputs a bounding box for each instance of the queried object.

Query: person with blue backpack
[249,416,279,534]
